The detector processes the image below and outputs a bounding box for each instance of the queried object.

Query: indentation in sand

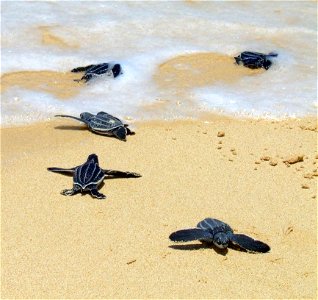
[1,71,83,99]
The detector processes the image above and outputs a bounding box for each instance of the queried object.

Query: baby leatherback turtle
[48,154,141,199]
[72,62,122,82]
[234,51,278,70]
[169,218,270,253]
[55,111,134,141]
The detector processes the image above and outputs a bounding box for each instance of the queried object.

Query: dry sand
[1,52,317,298]
[1,117,317,299]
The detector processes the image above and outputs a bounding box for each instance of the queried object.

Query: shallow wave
[1,1,317,125]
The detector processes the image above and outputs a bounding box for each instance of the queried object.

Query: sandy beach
[1,114,317,298]
[2,0,317,297]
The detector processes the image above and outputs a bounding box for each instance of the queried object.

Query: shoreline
[2,117,317,298]
[2,50,316,124]
[1,110,317,129]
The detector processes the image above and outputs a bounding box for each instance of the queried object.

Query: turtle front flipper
[230,233,270,253]
[61,185,81,196]
[76,73,94,83]
[112,126,127,141]
[169,228,213,242]
[47,167,75,174]
[103,169,142,178]
[90,188,106,199]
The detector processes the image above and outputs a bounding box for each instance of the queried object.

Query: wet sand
[39,25,80,49]
[154,52,263,90]
[1,71,83,99]
[1,116,317,298]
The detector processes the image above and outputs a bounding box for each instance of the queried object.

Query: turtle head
[213,232,230,249]
[87,154,99,164]
[111,64,122,78]
[80,112,94,121]
[263,60,272,70]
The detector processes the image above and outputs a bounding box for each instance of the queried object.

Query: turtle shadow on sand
[169,243,228,256]
[54,125,87,131]
[54,124,135,142]
[54,125,130,141]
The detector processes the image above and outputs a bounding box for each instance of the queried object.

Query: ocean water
[1,1,317,126]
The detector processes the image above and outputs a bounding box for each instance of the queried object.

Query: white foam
[1,1,317,125]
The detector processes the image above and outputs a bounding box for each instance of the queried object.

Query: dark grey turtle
[47,154,141,199]
[169,218,270,253]
[234,51,278,70]
[55,111,134,141]
[71,62,122,82]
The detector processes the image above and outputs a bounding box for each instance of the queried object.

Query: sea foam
[1,1,317,126]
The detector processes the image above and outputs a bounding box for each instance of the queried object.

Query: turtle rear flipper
[230,233,270,253]
[103,169,141,178]
[47,167,75,174]
[169,228,213,242]
[90,188,106,199]
[61,185,81,196]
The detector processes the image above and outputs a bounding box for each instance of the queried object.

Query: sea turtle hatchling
[234,51,278,70]
[169,218,270,253]
[55,111,135,141]
[48,154,141,199]
[71,62,122,82]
